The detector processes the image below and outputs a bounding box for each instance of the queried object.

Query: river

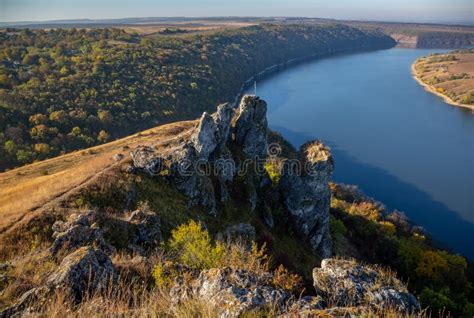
[247,48,474,259]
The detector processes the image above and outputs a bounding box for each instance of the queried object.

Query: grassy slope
[0,120,196,232]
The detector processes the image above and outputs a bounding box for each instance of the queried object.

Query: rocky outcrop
[218,223,256,243]
[50,212,114,256]
[191,112,218,160]
[127,206,163,252]
[170,267,291,317]
[0,247,117,317]
[130,146,164,176]
[234,95,268,158]
[127,96,334,257]
[212,103,233,150]
[169,266,341,317]
[312,259,420,312]
[280,141,334,257]
[47,246,118,301]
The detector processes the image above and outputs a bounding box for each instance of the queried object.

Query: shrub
[152,261,176,289]
[462,302,474,318]
[272,264,303,294]
[419,288,455,315]
[223,241,270,275]
[329,216,347,239]
[348,201,382,221]
[168,220,225,270]
[264,160,282,185]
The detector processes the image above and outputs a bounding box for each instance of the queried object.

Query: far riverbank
[411,56,474,111]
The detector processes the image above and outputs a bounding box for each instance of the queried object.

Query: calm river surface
[247,48,474,258]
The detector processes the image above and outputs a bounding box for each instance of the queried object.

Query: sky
[0,0,472,24]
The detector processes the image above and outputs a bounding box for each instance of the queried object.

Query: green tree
[97,130,109,143]
[16,149,33,164]
[4,140,16,154]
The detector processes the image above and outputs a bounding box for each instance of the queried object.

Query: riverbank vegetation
[330,184,474,317]
[413,49,474,109]
[0,24,395,171]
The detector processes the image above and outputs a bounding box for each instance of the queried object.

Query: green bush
[419,288,455,315]
[461,302,474,318]
[329,216,347,239]
[168,220,225,270]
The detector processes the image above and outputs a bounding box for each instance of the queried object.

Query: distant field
[121,21,257,36]
[413,50,474,109]
[3,16,474,48]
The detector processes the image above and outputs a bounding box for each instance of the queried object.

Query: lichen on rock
[50,212,114,256]
[312,258,420,312]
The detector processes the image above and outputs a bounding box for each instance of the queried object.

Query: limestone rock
[280,141,334,257]
[50,213,113,256]
[47,247,118,301]
[170,267,290,317]
[212,103,233,150]
[127,207,162,250]
[0,247,117,317]
[130,146,164,176]
[235,95,268,158]
[219,223,256,243]
[167,142,218,214]
[191,112,218,159]
[312,259,420,312]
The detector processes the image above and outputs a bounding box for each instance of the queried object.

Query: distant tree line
[417,32,474,48]
[0,24,394,170]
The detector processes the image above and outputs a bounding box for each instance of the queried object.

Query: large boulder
[127,206,163,251]
[50,213,113,256]
[47,247,118,302]
[130,146,165,176]
[280,141,334,257]
[234,95,268,159]
[0,247,118,317]
[170,267,290,317]
[312,259,420,313]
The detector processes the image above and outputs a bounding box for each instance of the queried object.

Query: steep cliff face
[281,141,334,257]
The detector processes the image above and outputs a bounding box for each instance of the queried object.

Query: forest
[0,24,394,171]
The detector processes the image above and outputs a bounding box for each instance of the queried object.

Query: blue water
[247,48,474,259]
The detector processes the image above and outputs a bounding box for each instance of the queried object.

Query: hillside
[413,49,474,110]
[0,120,196,231]
[0,96,473,317]
[0,24,395,171]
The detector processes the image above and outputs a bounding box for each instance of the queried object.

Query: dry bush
[272,264,304,294]
[221,240,271,275]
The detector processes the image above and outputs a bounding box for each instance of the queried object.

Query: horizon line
[1,15,473,27]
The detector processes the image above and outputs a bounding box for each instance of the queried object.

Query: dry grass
[22,272,221,318]
[121,21,257,37]
[0,121,196,232]
[413,51,474,109]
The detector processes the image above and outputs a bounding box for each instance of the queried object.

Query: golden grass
[412,52,474,110]
[121,21,257,37]
[0,121,196,232]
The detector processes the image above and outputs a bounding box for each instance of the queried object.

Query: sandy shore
[411,62,474,111]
